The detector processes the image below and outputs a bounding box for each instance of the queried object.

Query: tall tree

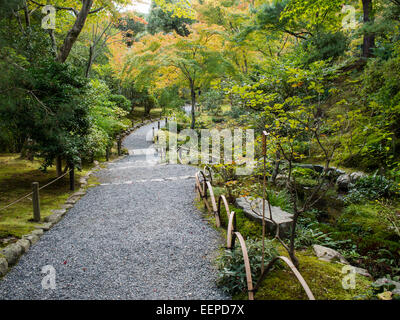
[362,0,375,58]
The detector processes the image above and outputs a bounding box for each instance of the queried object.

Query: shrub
[216,238,279,295]
[344,175,399,204]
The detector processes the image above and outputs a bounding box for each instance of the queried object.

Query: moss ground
[234,248,372,300]
[0,153,111,248]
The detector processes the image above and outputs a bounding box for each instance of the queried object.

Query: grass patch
[129,107,163,122]
[0,154,97,246]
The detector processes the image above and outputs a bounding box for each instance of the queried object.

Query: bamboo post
[69,164,75,191]
[32,182,40,222]
[261,133,267,274]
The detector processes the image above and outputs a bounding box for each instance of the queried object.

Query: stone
[373,278,400,290]
[51,209,66,216]
[16,239,30,253]
[72,191,86,197]
[31,229,44,237]
[45,213,63,224]
[93,160,99,166]
[0,256,8,276]
[62,204,74,209]
[350,171,366,183]
[337,174,351,191]
[35,222,53,231]
[235,197,293,237]
[1,243,23,265]
[312,244,349,264]
[353,266,371,278]
[23,234,39,245]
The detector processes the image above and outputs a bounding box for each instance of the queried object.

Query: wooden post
[32,182,40,222]
[131,119,134,128]
[69,164,75,191]
[117,135,122,156]
[165,117,168,125]
[158,121,160,129]
[106,147,110,162]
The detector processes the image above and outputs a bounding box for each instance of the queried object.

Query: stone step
[235,197,293,237]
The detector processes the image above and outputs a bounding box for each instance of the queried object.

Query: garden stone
[0,257,7,276]
[31,229,43,237]
[312,244,349,264]
[373,278,400,290]
[1,243,23,265]
[352,266,371,278]
[337,174,351,191]
[45,213,63,224]
[350,171,366,182]
[16,239,30,253]
[235,197,293,237]
[51,209,66,216]
[23,234,39,246]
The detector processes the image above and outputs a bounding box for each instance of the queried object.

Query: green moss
[234,249,372,300]
[0,154,99,240]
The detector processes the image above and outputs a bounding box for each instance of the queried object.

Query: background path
[0,122,228,300]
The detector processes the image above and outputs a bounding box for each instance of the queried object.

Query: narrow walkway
[0,122,228,300]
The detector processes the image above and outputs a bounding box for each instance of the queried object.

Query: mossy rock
[234,250,372,300]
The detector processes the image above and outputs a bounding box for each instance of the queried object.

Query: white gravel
[0,122,229,300]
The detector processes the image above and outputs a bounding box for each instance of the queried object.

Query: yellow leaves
[291,81,304,88]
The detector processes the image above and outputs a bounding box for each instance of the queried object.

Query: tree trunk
[190,81,196,129]
[362,0,375,58]
[85,45,94,77]
[57,0,94,63]
[56,156,62,177]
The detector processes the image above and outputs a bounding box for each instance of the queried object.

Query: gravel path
[0,122,228,300]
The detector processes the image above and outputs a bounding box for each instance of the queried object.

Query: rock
[35,222,53,231]
[45,213,63,224]
[0,256,8,276]
[350,171,366,183]
[72,191,86,197]
[373,278,400,291]
[93,161,99,166]
[23,234,39,245]
[352,266,371,278]
[31,229,44,237]
[62,204,74,209]
[16,239,30,253]
[1,243,23,265]
[377,291,392,300]
[312,244,349,264]
[51,209,66,216]
[337,174,351,191]
[393,288,400,295]
[235,197,293,237]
